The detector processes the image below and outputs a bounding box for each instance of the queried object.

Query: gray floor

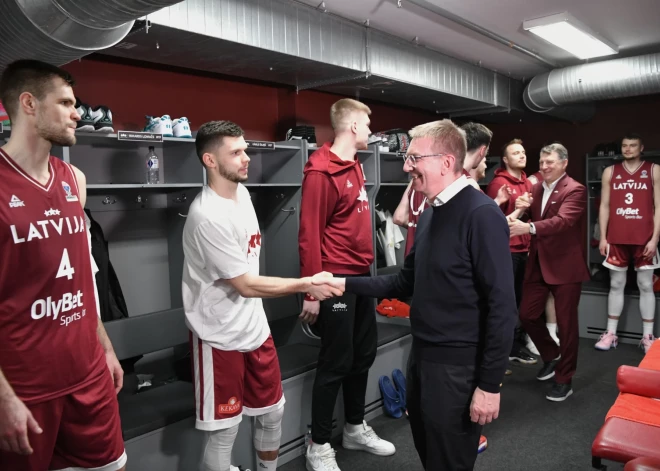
[280,338,646,471]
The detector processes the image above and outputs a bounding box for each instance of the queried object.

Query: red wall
[486,94,660,183]
[64,57,660,185]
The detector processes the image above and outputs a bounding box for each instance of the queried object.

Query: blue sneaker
[391,368,406,413]
[379,375,403,418]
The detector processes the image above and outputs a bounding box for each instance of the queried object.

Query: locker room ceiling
[295,0,660,80]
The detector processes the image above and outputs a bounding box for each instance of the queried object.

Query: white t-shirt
[182,184,270,352]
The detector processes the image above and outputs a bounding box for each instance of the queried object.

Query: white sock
[637,271,656,338]
[546,322,558,337]
[256,458,278,471]
[643,322,655,337]
[345,422,363,434]
[608,270,627,333]
[607,318,620,334]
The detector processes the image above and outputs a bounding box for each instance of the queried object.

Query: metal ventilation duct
[524,52,660,114]
[0,0,184,71]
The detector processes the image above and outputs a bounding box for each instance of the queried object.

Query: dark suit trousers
[519,256,582,384]
[407,344,482,470]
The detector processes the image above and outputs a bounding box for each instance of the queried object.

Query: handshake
[305,272,346,302]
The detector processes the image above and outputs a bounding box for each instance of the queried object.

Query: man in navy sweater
[317,119,517,470]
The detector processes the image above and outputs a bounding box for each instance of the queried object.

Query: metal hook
[281,207,296,213]
[102,196,116,205]
[174,193,187,203]
[136,195,147,204]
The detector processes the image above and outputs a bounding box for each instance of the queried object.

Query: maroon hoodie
[298,143,374,290]
[486,168,533,253]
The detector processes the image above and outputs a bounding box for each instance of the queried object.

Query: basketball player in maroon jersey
[0,60,126,470]
[597,133,660,353]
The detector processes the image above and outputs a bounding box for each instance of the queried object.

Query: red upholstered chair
[625,457,660,471]
[591,365,660,469]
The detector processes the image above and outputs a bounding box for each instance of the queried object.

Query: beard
[36,117,76,147]
[218,165,248,183]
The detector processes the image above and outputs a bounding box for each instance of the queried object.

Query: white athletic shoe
[143,114,173,136]
[306,443,340,471]
[342,421,396,456]
[172,117,192,138]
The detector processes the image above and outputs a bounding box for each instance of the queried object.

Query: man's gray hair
[540,142,568,161]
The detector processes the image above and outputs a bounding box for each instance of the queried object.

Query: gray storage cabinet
[3,125,413,470]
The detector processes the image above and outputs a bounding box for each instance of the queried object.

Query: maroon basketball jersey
[607,160,655,245]
[405,189,430,255]
[0,149,105,404]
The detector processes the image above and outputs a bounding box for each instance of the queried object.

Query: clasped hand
[306,272,345,302]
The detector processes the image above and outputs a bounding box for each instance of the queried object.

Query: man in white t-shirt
[182,120,342,471]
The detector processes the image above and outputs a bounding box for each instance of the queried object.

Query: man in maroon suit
[508,143,590,402]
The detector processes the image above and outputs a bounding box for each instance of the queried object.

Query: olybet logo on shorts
[31,290,86,326]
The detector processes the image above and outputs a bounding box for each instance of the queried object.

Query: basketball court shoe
[75,98,96,132]
[173,117,192,138]
[641,334,656,353]
[144,115,173,136]
[90,105,114,132]
[595,331,618,351]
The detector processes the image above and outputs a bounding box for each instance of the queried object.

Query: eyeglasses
[397,152,449,167]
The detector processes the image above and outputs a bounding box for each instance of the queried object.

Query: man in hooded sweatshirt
[298,98,396,471]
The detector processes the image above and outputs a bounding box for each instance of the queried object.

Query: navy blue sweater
[347,186,517,393]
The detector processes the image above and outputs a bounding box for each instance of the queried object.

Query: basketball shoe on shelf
[75,98,96,132]
[144,115,173,136]
[172,117,192,138]
[90,105,114,133]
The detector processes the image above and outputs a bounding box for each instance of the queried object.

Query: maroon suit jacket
[525,174,590,285]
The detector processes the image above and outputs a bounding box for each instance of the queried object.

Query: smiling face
[33,77,79,147]
[205,135,250,183]
[539,150,568,184]
[403,135,455,198]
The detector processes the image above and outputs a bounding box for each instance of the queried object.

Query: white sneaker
[306,443,340,471]
[342,421,395,456]
[143,115,173,136]
[172,117,192,138]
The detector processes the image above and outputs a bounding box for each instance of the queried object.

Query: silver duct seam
[524,52,660,113]
[0,0,184,70]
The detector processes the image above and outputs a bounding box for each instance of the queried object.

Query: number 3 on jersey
[625,193,633,204]
[56,248,75,280]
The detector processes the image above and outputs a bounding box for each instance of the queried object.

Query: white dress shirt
[432,175,471,207]
[530,173,566,235]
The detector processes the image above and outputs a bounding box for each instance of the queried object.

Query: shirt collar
[432,175,470,207]
[542,173,566,192]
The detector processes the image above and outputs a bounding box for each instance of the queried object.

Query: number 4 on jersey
[56,248,75,280]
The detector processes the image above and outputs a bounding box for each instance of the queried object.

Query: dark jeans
[311,274,377,444]
[407,343,482,470]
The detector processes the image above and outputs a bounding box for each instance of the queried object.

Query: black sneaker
[75,98,95,132]
[536,356,560,381]
[509,349,538,365]
[546,382,573,402]
[91,105,114,133]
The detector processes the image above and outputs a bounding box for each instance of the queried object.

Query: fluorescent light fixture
[523,12,618,60]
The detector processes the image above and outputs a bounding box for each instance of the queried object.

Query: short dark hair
[622,132,643,146]
[460,122,493,152]
[195,120,245,165]
[502,138,523,157]
[0,59,75,122]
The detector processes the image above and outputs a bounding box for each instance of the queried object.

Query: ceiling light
[523,12,618,60]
